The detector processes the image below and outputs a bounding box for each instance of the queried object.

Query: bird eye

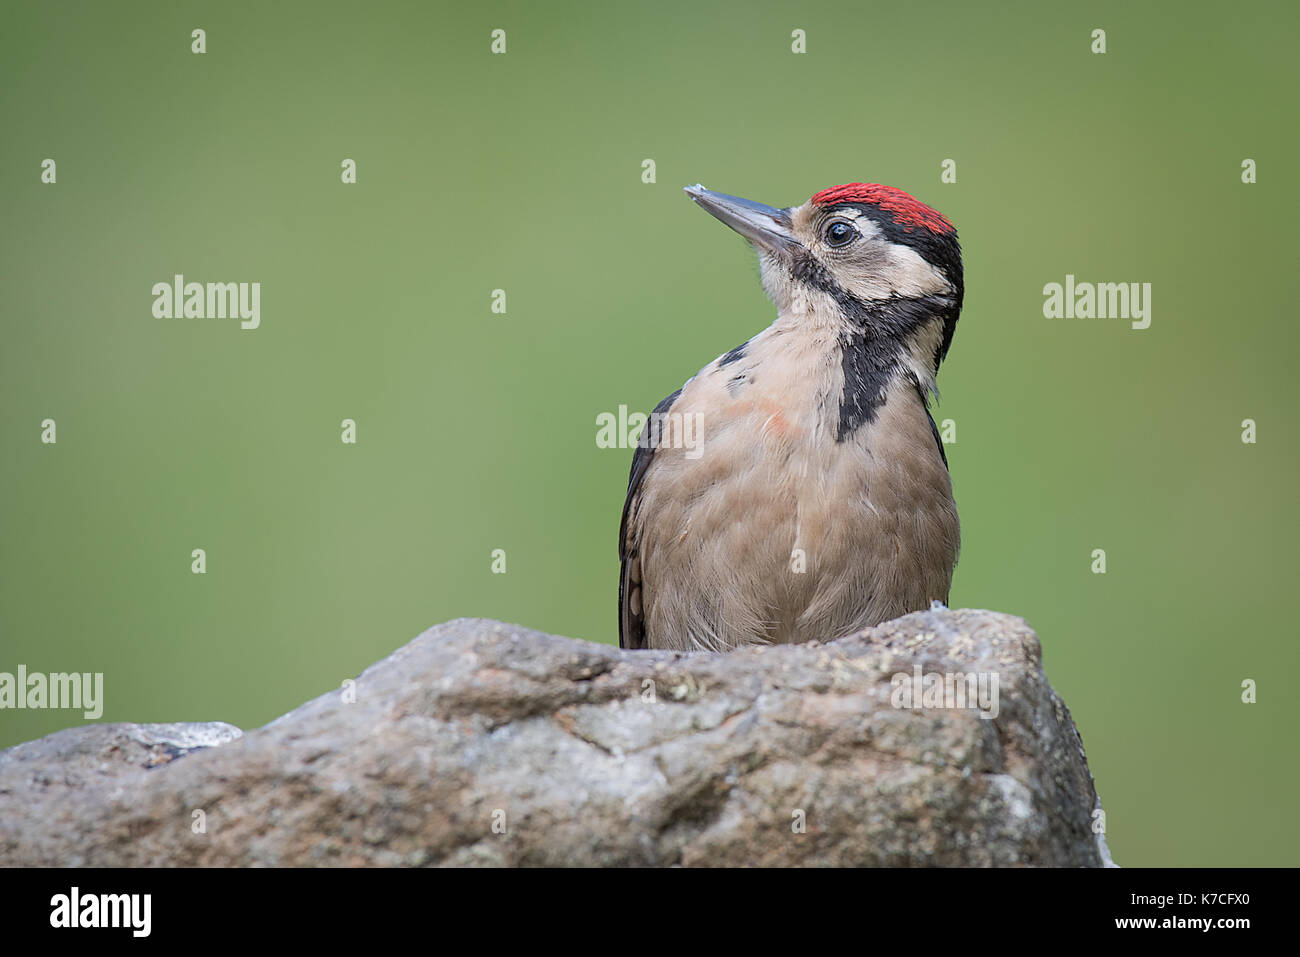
[824,220,857,247]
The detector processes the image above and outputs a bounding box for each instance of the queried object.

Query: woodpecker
[618,182,964,652]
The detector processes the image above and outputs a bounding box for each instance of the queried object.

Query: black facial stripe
[837,325,903,441]
[835,295,960,442]
[789,239,962,442]
[790,248,839,295]
[810,203,965,368]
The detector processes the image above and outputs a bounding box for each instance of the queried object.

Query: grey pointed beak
[684,184,796,257]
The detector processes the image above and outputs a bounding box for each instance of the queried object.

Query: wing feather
[617,388,682,649]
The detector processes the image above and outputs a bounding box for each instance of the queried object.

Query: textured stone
[0,608,1112,867]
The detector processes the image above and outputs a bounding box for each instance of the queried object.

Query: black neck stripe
[788,247,961,441]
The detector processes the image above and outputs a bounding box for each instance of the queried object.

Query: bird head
[684,182,963,394]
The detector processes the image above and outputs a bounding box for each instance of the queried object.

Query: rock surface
[0,608,1112,866]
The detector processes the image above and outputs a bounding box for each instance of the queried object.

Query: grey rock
[0,609,1111,866]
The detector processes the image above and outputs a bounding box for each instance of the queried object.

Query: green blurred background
[2,0,1297,866]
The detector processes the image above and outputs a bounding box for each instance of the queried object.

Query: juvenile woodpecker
[619,182,964,652]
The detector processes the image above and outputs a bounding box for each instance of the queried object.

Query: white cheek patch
[882,242,952,298]
[831,238,952,302]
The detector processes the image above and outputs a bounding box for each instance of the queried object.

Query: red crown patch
[810,183,955,236]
